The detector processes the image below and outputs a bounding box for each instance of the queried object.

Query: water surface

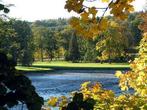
[27,70,122,100]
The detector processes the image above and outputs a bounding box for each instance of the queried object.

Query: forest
[0,12,142,65]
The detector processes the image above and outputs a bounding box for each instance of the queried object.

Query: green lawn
[16,61,130,72]
[16,66,52,72]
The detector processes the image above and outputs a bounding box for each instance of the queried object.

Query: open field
[16,61,130,72]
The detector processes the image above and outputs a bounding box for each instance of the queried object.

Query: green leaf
[0,4,4,10]
[4,8,9,13]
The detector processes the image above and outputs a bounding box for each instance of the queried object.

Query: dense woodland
[0,12,143,65]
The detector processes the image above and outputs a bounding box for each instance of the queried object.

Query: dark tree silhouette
[0,53,43,110]
[67,32,80,62]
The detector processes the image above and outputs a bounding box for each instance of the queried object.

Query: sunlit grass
[33,61,129,68]
[16,61,129,72]
[16,66,52,71]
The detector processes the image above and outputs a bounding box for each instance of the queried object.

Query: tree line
[0,12,142,65]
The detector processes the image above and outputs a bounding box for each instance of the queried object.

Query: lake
[27,70,123,100]
[10,70,125,110]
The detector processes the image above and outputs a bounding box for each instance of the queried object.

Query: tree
[32,26,46,62]
[128,13,142,46]
[67,31,80,62]
[79,38,98,62]
[0,18,19,61]
[0,5,43,110]
[96,19,134,63]
[12,20,34,66]
[0,53,43,110]
[44,29,58,61]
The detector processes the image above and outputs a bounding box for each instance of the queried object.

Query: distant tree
[128,13,142,46]
[32,26,47,61]
[60,26,98,62]
[67,32,80,62]
[96,20,134,63]
[33,19,67,29]
[60,26,72,51]
[12,20,34,66]
[44,29,58,61]
[82,40,98,62]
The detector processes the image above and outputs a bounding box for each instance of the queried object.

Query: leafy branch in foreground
[64,0,135,38]
[0,53,43,110]
[47,10,147,110]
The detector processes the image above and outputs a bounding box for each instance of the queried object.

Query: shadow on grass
[16,63,130,73]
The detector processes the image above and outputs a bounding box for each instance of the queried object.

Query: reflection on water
[27,70,123,100]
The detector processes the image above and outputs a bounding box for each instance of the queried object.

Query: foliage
[32,21,62,61]
[0,53,43,110]
[12,20,34,66]
[81,39,98,62]
[63,0,141,62]
[66,32,80,62]
[30,15,141,63]
[96,19,134,62]
[48,80,146,110]
[0,19,34,66]
[65,0,135,38]
[128,13,142,46]
[0,18,18,61]
[44,30,58,61]
[47,1,147,110]
[0,2,9,14]
[115,12,147,96]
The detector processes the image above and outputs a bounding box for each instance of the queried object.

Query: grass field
[16,66,52,71]
[16,61,130,72]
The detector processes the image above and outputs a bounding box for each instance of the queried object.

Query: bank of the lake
[16,61,130,72]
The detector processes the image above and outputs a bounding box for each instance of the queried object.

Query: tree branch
[98,0,114,23]
[83,5,107,10]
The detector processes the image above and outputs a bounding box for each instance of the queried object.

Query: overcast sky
[3,0,146,21]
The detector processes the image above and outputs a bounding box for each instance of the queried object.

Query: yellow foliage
[47,1,147,110]
[115,71,122,78]
[48,97,58,107]
[47,32,147,109]
[81,11,89,22]
[101,0,110,2]
[88,7,97,18]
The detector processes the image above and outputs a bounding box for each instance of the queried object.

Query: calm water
[27,70,123,100]
[10,70,125,110]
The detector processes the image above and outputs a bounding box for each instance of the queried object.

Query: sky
[3,0,146,21]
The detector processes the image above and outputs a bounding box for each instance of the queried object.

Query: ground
[16,61,130,72]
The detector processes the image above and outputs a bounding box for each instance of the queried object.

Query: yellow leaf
[121,86,128,91]
[101,0,109,2]
[88,7,97,17]
[81,81,91,88]
[115,71,122,78]
[48,97,58,107]
[81,11,89,22]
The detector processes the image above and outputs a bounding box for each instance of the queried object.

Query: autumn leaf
[48,97,58,107]
[101,0,109,3]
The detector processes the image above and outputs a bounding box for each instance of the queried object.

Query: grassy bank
[16,61,130,72]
